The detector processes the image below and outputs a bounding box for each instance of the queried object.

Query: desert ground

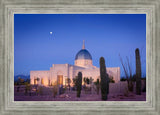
[14,85,146,101]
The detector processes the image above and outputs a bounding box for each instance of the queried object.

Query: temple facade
[30,41,120,86]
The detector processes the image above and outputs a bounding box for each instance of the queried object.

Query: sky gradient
[14,14,146,77]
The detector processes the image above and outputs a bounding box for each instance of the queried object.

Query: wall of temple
[30,71,50,86]
[30,64,120,86]
[107,67,120,83]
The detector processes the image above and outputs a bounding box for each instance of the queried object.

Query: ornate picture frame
[0,0,160,115]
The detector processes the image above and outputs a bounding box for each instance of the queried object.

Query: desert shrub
[53,85,58,98]
[109,76,115,83]
[124,86,129,97]
[120,77,127,81]
[39,86,43,95]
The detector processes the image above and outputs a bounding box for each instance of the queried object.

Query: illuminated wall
[30,64,120,86]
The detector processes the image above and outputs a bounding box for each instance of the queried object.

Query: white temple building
[30,41,120,86]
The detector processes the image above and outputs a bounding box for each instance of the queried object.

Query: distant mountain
[14,75,30,82]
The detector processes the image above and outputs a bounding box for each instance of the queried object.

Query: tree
[83,77,93,85]
[100,57,109,100]
[35,77,40,93]
[72,77,77,88]
[17,77,24,92]
[37,77,40,84]
[89,77,94,84]
[66,78,71,91]
[50,81,58,98]
[94,78,100,95]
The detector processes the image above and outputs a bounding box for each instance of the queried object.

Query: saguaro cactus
[77,72,82,97]
[135,48,141,95]
[100,57,109,100]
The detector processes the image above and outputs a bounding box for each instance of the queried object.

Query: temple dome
[74,40,93,67]
[75,49,92,60]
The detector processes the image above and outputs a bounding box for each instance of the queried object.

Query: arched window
[48,79,50,86]
[41,78,44,85]
[34,78,37,85]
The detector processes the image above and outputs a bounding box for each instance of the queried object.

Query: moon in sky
[50,32,52,35]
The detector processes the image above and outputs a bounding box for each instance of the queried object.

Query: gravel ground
[14,89,146,101]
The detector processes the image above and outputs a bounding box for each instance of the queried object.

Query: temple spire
[82,40,85,49]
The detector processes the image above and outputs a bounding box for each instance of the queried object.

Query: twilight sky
[14,14,146,77]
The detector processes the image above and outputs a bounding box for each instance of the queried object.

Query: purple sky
[14,14,146,77]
